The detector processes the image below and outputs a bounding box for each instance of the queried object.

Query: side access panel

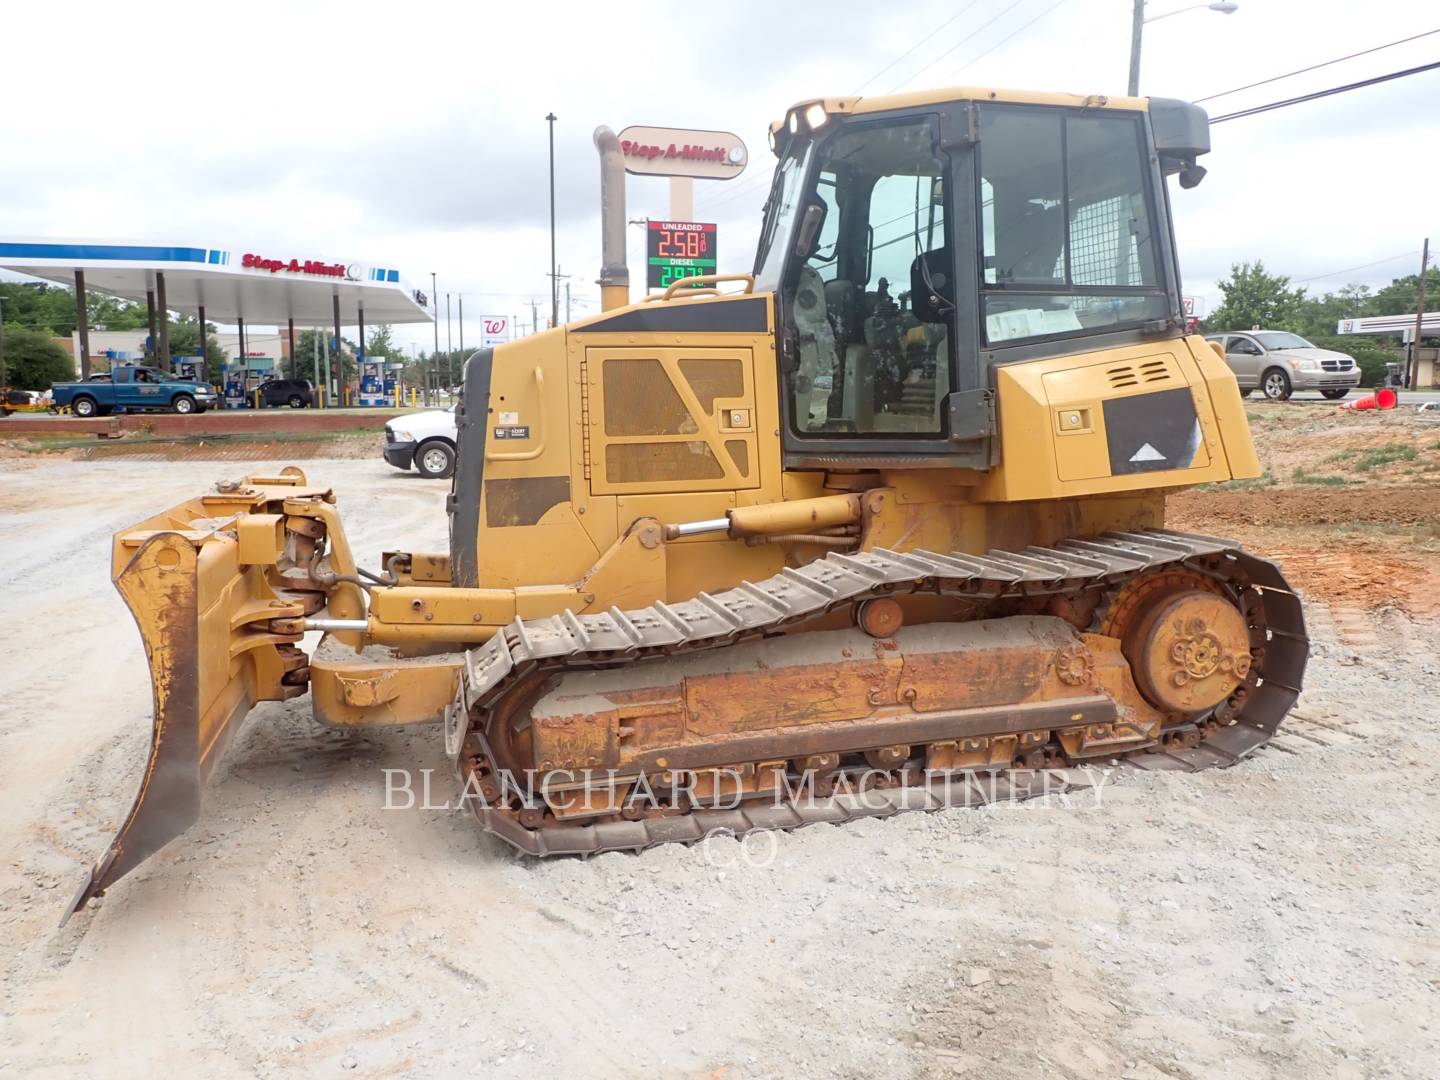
[976,335,1255,502]
[586,346,761,496]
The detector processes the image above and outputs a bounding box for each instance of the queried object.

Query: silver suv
[1204,330,1362,401]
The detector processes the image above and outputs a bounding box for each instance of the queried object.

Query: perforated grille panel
[605,442,725,483]
[679,358,744,414]
[603,359,698,435]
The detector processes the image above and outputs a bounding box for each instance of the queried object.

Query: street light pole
[1129,2,1239,96]
[430,270,439,406]
[546,111,558,329]
[1408,238,1430,390]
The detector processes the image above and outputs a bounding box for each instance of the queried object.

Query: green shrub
[1293,469,1349,485]
[1355,443,1418,470]
[1,324,75,390]
[1199,469,1274,491]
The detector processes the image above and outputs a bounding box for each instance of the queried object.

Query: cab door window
[790,117,952,437]
[978,106,1167,344]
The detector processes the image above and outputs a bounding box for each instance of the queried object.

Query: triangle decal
[1129,443,1166,463]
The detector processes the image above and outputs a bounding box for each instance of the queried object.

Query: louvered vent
[1138,358,1171,383]
[1108,359,1174,389]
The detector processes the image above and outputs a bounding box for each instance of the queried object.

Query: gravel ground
[1,455,1437,1079]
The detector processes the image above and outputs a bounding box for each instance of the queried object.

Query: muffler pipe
[594,125,631,311]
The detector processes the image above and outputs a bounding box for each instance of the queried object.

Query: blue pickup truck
[51,365,218,417]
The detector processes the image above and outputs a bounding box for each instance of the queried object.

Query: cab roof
[790,86,1149,121]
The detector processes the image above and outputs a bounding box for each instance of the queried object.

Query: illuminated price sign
[646,221,717,290]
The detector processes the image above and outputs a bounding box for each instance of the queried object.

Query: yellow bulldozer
[67,85,1307,917]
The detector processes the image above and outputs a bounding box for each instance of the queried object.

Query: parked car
[50,365,217,416]
[383,406,457,478]
[258,378,315,408]
[1204,331,1362,401]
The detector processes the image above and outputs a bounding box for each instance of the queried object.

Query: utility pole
[546,112,559,330]
[458,294,465,355]
[1128,0,1145,97]
[530,299,539,336]
[546,266,572,328]
[429,271,439,406]
[1409,238,1430,391]
[445,292,454,393]
[0,296,6,389]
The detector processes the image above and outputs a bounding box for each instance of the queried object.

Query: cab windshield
[753,140,813,293]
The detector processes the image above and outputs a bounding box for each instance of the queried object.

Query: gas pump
[174,356,206,383]
[358,356,385,407]
[383,362,403,406]
[247,358,276,406]
[223,364,248,409]
[106,350,143,370]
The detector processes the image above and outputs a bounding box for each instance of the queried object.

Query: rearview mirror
[793,203,825,259]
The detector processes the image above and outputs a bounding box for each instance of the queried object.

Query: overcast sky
[3,0,1437,347]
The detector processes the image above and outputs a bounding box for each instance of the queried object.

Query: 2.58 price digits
[655,229,709,259]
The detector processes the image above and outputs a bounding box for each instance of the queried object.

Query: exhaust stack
[594,125,630,311]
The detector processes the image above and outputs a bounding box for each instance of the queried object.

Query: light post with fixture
[1129,2,1239,96]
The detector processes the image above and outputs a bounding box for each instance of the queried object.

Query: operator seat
[791,266,839,429]
[903,247,956,429]
[823,278,870,426]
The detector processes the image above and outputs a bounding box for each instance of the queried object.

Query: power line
[1290,252,1419,286]
[693,171,773,214]
[856,1,986,92]
[1211,59,1440,123]
[940,0,1074,84]
[1196,27,1440,104]
[888,0,1030,93]
[695,1,1034,215]
[695,1,990,213]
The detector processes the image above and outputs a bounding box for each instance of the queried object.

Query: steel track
[445,529,1308,856]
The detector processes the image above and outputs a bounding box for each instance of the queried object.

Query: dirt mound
[1261,545,1438,615]
[1170,485,1440,529]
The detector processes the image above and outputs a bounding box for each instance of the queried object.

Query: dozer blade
[64,475,324,921]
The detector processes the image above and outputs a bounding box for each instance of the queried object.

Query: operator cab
[755,93,1204,468]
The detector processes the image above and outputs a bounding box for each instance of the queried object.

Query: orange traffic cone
[1338,387,1398,411]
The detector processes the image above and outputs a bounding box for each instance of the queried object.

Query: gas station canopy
[1337,312,1440,342]
[0,239,433,326]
